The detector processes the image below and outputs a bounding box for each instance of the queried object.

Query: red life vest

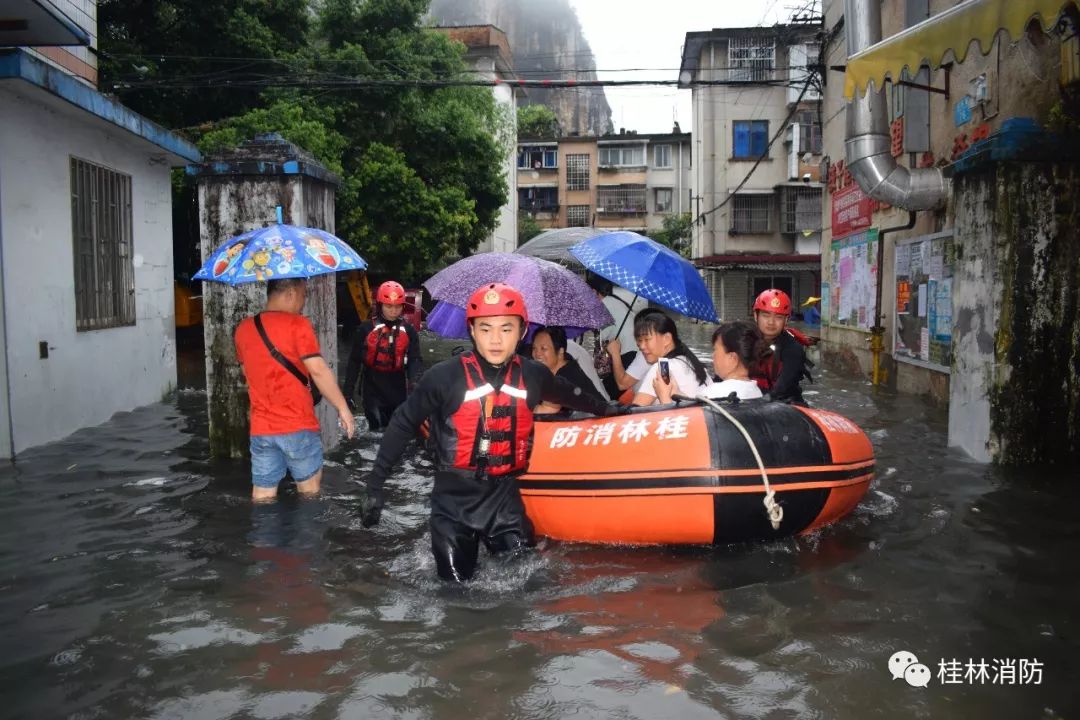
[752,329,815,391]
[442,353,533,476]
[364,322,409,372]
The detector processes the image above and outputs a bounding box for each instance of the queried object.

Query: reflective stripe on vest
[364,322,409,372]
[443,353,533,475]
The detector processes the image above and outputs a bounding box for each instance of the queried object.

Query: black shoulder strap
[253,313,310,388]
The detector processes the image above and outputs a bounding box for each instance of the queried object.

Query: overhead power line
[111,75,807,91]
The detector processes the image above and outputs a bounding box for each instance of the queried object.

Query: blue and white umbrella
[569,231,719,322]
[194,224,366,285]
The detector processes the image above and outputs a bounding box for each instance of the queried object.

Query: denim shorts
[250,430,323,488]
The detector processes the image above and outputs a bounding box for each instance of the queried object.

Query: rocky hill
[429,0,613,135]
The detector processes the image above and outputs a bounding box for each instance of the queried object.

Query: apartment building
[517,129,692,237]
[0,0,201,457]
[679,24,825,320]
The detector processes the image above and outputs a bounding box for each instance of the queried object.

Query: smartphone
[659,359,670,383]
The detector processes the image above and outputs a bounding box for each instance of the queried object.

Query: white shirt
[702,378,763,400]
[637,356,711,400]
[566,339,610,400]
[624,351,652,392]
[599,287,647,350]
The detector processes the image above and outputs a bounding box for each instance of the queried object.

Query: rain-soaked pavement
[1,322,1077,720]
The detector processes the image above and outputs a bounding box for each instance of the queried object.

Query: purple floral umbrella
[423,253,613,336]
[426,300,593,341]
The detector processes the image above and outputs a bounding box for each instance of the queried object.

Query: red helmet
[376,280,406,305]
[465,282,528,325]
[753,289,792,316]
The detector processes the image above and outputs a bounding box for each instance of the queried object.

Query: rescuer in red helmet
[359,282,631,583]
[750,288,815,405]
[343,280,423,431]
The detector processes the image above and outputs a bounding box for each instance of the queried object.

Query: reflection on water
[0,327,1077,719]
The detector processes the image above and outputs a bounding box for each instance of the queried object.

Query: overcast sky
[570,0,794,134]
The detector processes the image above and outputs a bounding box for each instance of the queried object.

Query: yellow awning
[844,0,1076,99]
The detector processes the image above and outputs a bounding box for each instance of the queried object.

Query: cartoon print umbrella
[569,231,719,323]
[194,224,366,285]
[423,253,613,332]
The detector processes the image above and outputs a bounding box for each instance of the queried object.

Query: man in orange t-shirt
[234,278,355,500]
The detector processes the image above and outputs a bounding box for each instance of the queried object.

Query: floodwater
[1,323,1077,720]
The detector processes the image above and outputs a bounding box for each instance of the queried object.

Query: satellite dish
[679,71,692,85]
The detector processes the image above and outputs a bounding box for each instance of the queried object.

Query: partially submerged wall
[951,163,1080,464]
[194,136,340,459]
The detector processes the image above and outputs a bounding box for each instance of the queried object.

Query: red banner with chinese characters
[831,183,875,240]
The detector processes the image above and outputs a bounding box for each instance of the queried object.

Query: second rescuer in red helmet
[360,282,631,583]
[750,288,814,405]
[343,280,423,431]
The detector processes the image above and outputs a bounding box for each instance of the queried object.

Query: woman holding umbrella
[358,283,629,583]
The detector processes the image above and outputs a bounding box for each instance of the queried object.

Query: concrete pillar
[190,134,342,458]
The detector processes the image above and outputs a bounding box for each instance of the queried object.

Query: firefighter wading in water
[359,282,630,582]
[343,280,423,431]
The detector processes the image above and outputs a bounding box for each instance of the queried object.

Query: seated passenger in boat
[655,320,765,403]
[532,326,607,414]
[605,308,667,401]
[704,321,766,400]
[630,311,712,406]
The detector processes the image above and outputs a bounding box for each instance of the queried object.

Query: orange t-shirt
[234,311,321,436]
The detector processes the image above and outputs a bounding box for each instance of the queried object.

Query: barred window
[70,157,135,331]
[598,144,645,167]
[728,37,775,82]
[566,154,590,190]
[655,188,673,213]
[597,185,646,214]
[567,205,591,227]
[653,144,672,168]
[780,186,823,234]
[731,194,772,234]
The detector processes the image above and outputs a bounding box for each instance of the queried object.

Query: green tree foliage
[518,213,543,244]
[99,0,312,128]
[517,104,560,139]
[100,0,510,285]
[649,213,694,257]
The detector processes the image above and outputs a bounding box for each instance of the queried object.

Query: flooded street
[1,324,1077,719]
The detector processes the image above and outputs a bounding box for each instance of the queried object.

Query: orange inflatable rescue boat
[521,400,874,545]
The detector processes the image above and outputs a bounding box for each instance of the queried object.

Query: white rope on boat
[694,395,784,531]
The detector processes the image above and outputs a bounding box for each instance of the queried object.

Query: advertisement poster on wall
[827,228,878,331]
[895,231,954,371]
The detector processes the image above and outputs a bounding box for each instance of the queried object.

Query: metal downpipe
[843,0,949,210]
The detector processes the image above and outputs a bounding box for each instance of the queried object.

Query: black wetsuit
[366,351,611,582]
[343,317,422,431]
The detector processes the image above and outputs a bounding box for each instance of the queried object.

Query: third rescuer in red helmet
[343,280,423,431]
[359,283,631,583]
[750,288,815,405]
